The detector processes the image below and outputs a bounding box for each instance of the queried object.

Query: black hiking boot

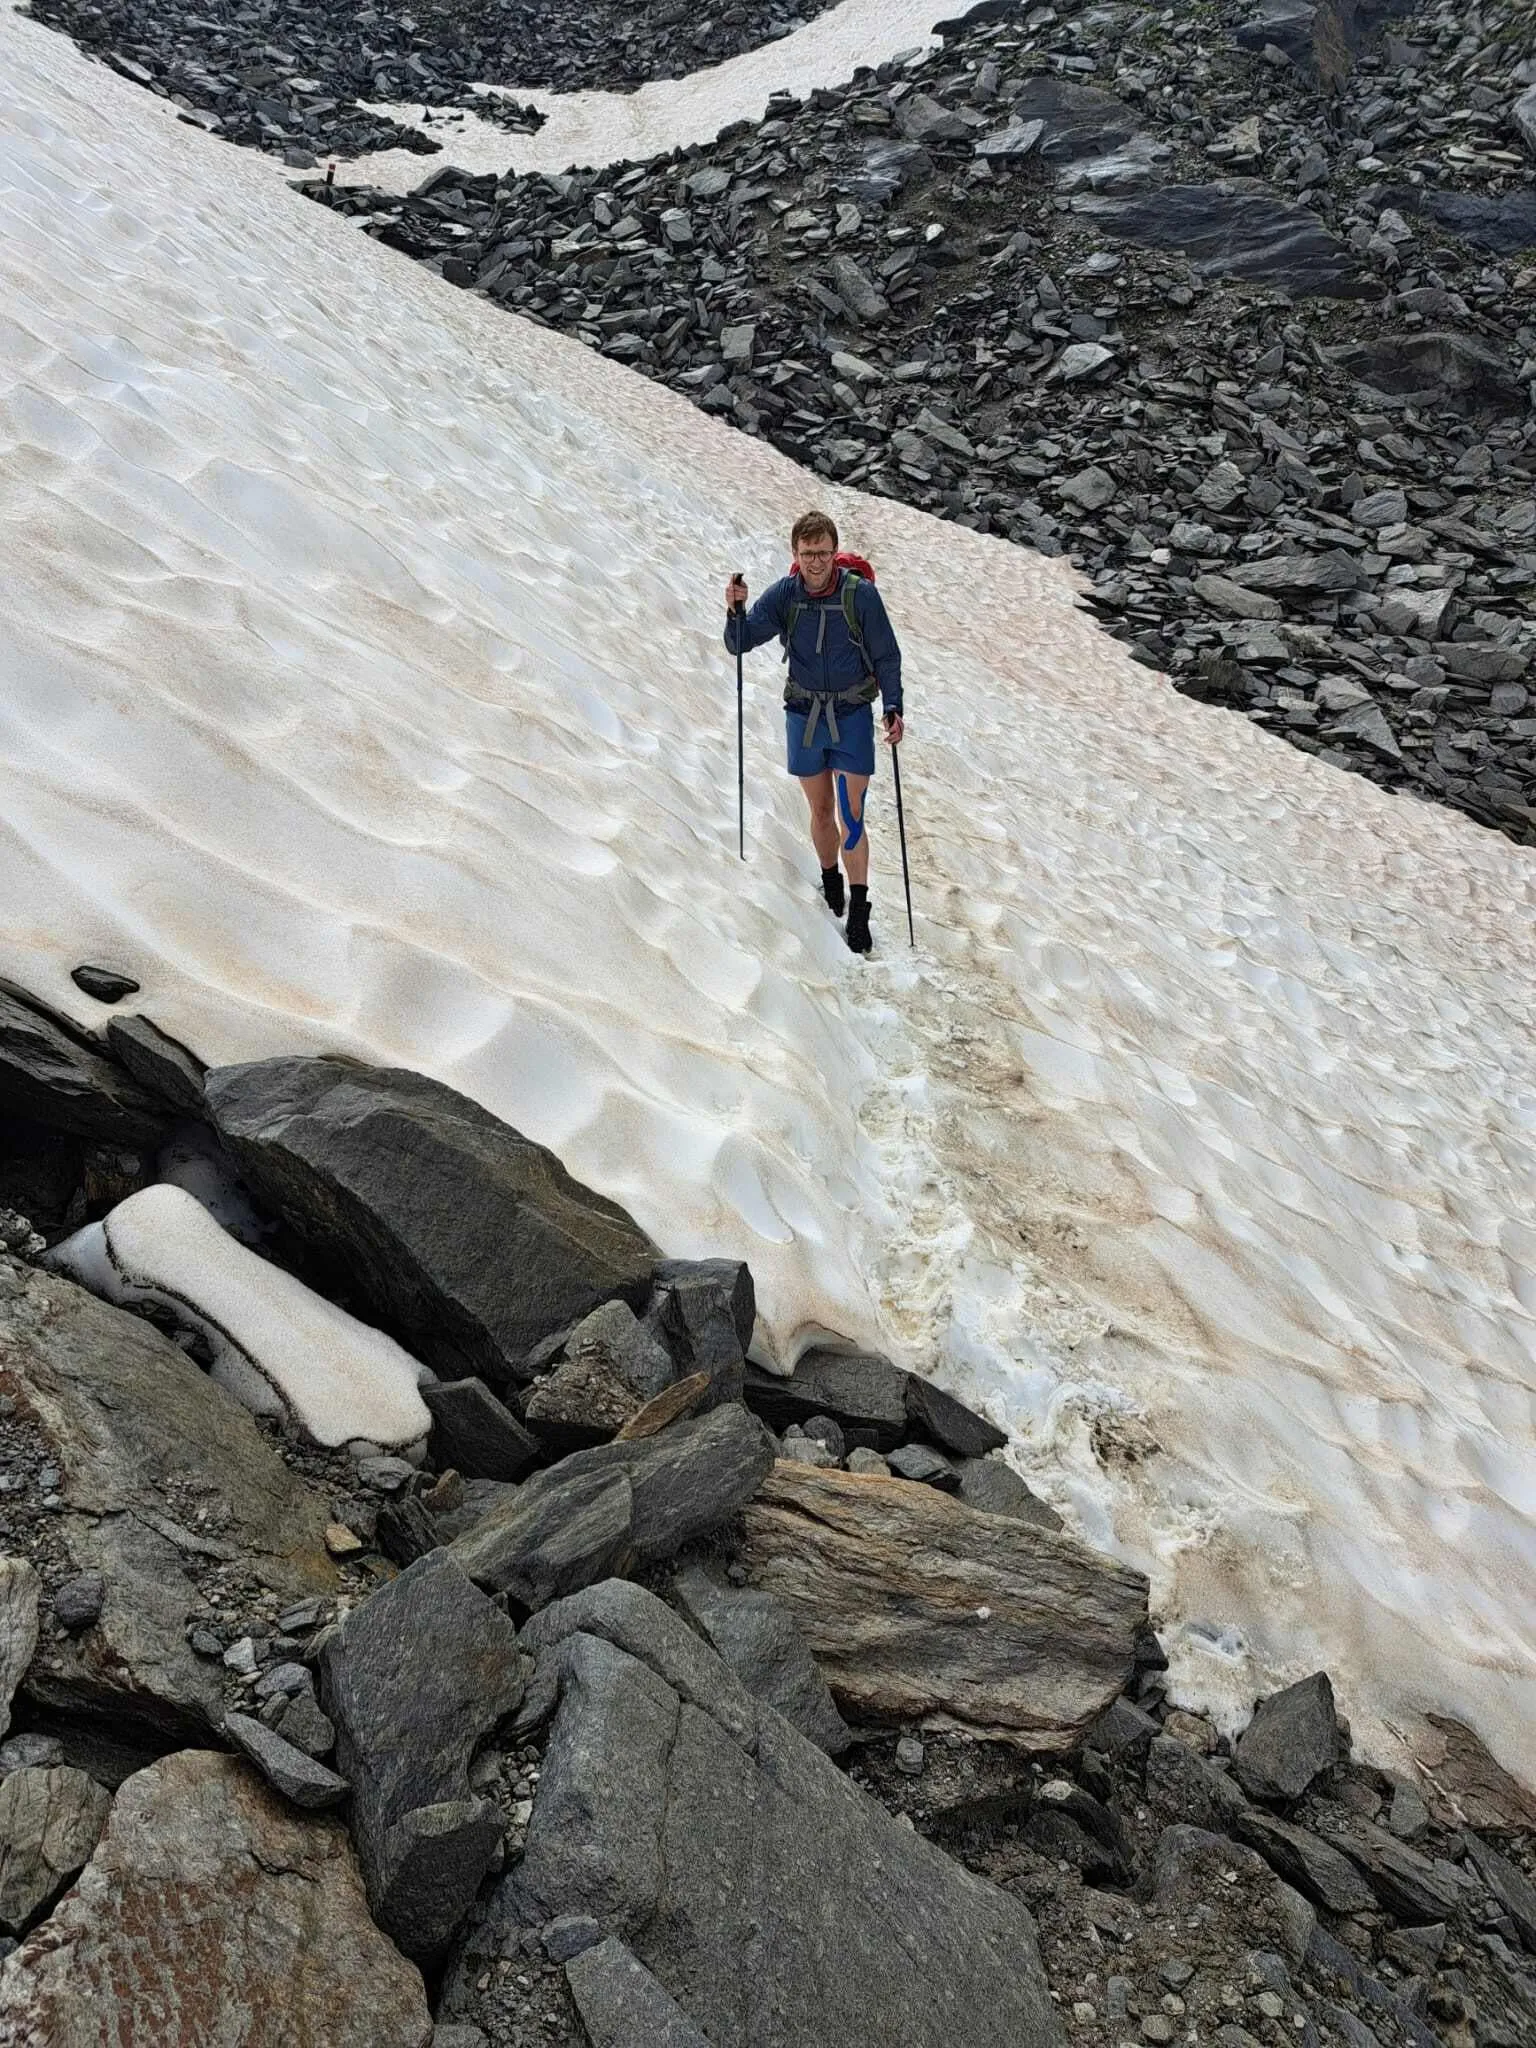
[845,886,872,954]
[820,865,845,917]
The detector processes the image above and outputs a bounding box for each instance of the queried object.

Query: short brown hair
[791,509,838,552]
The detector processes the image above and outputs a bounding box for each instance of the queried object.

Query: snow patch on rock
[48,1185,432,1450]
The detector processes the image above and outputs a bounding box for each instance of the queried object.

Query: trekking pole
[889,727,915,947]
[732,575,745,861]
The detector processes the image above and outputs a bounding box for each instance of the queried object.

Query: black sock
[821,865,845,914]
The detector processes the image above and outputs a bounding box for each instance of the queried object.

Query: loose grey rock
[886,1442,959,1488]
[0,984,163,1146]
[566,1936,713,2047]
[451,1403,774,1607]
[275,1691,336,1760]
[224,1711,349,1810]
[320,1549,525,1961]
[69,966,140,1004]
[1233,1809,1377,1915]
[1145,1734,1250,1832]
[0,1738,64,1779]
[422,1378,541,1481]
[2,1267,335,1739]
[1232,1672,1342,1801]
[51,1574,105,1634]
[955,1458,1062,1530]
[541,1913,601,1963]
[846,1447,888,1476]
[670,1563,850,1755]
[103,1013,207,1113]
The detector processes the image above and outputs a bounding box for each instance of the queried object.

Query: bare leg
[836,773,871,887]
[799,771,839,870]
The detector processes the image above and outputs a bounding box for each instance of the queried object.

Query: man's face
[794,537,837,594]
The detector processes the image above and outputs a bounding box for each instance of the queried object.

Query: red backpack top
[788,549,876,583]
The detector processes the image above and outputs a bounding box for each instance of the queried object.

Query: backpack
[781,553,879,694]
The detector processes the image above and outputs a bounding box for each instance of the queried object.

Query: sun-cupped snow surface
[346,0,944,191]
[48,1186,432,1449]
[2,9,1534,1785]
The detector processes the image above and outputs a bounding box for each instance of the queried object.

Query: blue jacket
[725,570,903,717]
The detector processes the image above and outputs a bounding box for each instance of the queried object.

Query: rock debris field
[2,999,1535,2047]
[29,0,1536,841]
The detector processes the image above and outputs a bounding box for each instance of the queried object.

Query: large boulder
[0,1751,432,2045]
[450,1403,775,1608]
[442,1591,1067,2048]
[202,1056,657,1386]
[1072,188,1369,298]
[1,1264,337,1737]
[319,1551,525,1962]
[0,983,164,1148]
[740,1464,1146,1745]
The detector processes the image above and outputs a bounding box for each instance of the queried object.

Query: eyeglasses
[798,548,836,561]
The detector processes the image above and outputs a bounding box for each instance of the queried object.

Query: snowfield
[2,3,1534,1783]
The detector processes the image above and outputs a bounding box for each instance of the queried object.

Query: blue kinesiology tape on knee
[837,775,865,852]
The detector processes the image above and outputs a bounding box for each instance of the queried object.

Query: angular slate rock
[1085,1696,1158,1757]
[616,1370,711,1441]
[319,1550,524,1960]
[1328,331,1524,412]
[742,1464,1146,1745]
[886,1442,959,1489]
[0,984,163,1147]
[203,1056,656,1387]
[518,1578,757,1751]
[1462,1833,1536,1954]
[451,1403,774,1608]
[649,1258,754,1406]
[275,1690,337,1760]
[1234,1809,1377,1915]
[670,1563,850,1755]
[955,1457,1063,1530]
[103,1013,207,1114]
[451,1630,1066,2048]
[1072,188,1368,298]
[0,1751,432,2045]
[1233,1672,1341,1802]
[1413,1712,1536,1832]
[0,1765,111,1931]
[742,1351,910,1449]
[422,1379,541,1481]
[381,1798,505,1960]
[1010,76,1139,162]
[566,1937,713,2048]
[224,1712,348,1811]
[903,1374,1006,1458]
[524,1299,677,1452]
[1337,1820,1475,1923]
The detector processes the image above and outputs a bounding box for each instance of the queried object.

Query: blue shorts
[785,701,876,778]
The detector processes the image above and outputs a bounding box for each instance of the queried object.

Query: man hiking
[725,510,904,954]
